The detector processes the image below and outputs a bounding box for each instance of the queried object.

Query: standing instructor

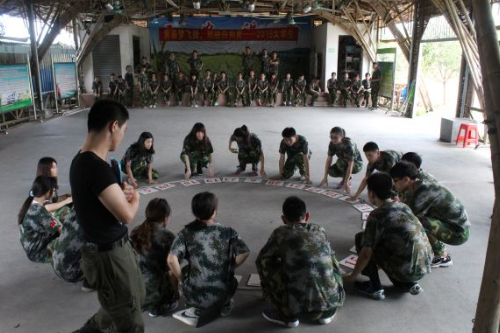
[70,100,145,333]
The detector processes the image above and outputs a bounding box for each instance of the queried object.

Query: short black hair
[363,141,379,153]
[390,161,419,180]
[282,127,296,138]
[87,99,129,133]
[283,196,306,222]
[330,126,345,137]
[366,173,393,200]
[402,152,422,169]
[192,192,218,221]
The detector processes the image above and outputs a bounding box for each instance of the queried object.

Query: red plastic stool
[456,123,479,148]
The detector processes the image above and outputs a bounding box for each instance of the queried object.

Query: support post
[456,54,474,118]
[26,0,44,113]
[472,0,500,331]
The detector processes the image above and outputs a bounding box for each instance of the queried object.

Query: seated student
[256,196,345,328]
[361,73,371,107]
[18,176,61,263]
[257,72,269,106]
[137,67,149,108]
[350,74,362,108]
[308,77,321,107]
[401,152,438,183]
[167,192,250,326]
[131,198,178,318]
[349,142,401,201]
[216,72,231,107]
[281,73,294,106]
[294,74,307,107]
[92,76,102,102]
[390,162,470,267]
[175,71,189,106]
[327,72,338,106]
[149,73,160,108]
[181,122,215,179]
[199,69,212,107]
[121,132,158,188]
[339,73,352,107]
[319,127,363,193]
[210,72,219,106]
[116,75,126,104]
[247,70,258,106]
[161,73,173,107]
[190,73,199,108]
[124,65,135,107]
[36,157,73,222]
[229,125,266,176]
[234,73,247,107]
[268,73,279,108]
[108,73,118,100]
[344,173,432,299]
[279,127,312,184]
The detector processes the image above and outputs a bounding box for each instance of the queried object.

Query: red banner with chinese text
[159,27,299,42]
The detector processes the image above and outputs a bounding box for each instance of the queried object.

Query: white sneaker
[318,309,337,325]
[262,308,299,328]
[409,283,424,295]
[173,307,199,327]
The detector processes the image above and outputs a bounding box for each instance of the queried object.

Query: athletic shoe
[262,308,299,328]
[318,309,337,325]
[173,307,199,327]
[409,283,424,295]
[354,281,385,300]
[196,163,203,176]
[220,299,235,317]
[71,319,103,333]
[336,180,344,189]
[298,175,306,181]
[149,311,159,318]
[431,254,453,268]
[251,170,259,176]
[81,279,93,292]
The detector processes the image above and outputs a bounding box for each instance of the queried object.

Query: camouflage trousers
[258,256,344,318]
[183,277,237,311]
[340,89,350,106]
[282,153,310,179]
[328,158,363,178]
[234,92,248,106]
[248,90,257,105]
[282,89,294,105]
[363,91,370,105]
[202,90,213,105]
[176,91,184,105]
[371,85,380,108]
[162,92,171,104]
[140,90,149,107]
[351,91,361,107]
[180,153,210,171]
[52,205,72,223]
[142,273,178,315]
[190,92,198,106]
[117,92,127,105]
[308,91,319,105]
[130,161,159,180]
[257,91,269,104]
[419,217,470,256]
[213,91,231,107]
[328,91,337,106]
[149,92,158,107]
[268,91,278,106]
[294,92,307,106]
[238,150,260,171]
[126,89,134,107]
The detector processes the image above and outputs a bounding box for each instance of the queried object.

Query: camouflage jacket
[366,150,402,176]
[260,55,270,73]
[161,79,172,91]
[328,138,363,164]
[295,79,307,93]
[137,73,149,91]
[230,133,262,155]
[279,135,309,157]
[149,79,159,92]
[170,222,249,309]
[200,77,213,91]
[351,80,362,92]
[217,78,229,92]
[256,222,345,314]
[257,79,269,91]
[269,58,279,74]
[362,79,371,90]
[167,59,179,76]
[247,77,257,90]
[282,79,294,91]
[269,78,279,92]
[242,54,253,69]
[234,78,246,92]
[340,79,352,90]
[188,57,203,72]
[19,202,60,263]
[363,201,432,282]
[121,144,153,169]
[327,78,338,91]
[182,136,214,158]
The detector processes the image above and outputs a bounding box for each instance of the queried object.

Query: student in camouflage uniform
[92,76,102,103]
[137,67,149,108]
[199,69,213,107]
[269,51,280,78]
[166,53,180,79]
[260,49,270,77]
[149,73,160,108]
[390,161,470,268]
[308,77,321,106]
[242,46,253,78]
[175,71,189,106]
[247,70,257,106]
[257,196,345,328]
[52,208,84,283]
[210,72,219,106]
[268,73,279,107]
[281,73,294,106]
[190,74,199,107]
[361,73,371,107]
[350,141,402,201]
[108,73,118,100]
[181,123,215,179]
[116,75,127,104]
[121,132,158,188]
[257,73,269,106]
[339,73,352,107]
[215,71,231,107]
[18,176,61,263]
[319,127,363,193]
[401,152,438,184]
[279,127,312,184]
[131,198,179,318]
[167,192,250,325]
[124,65,135,107]
[233,73,247,107]
[294,75,307,107]
[327,72,338,106]
[161,73,172,106]
[229,125,266,176]
[370,62,382,109]
[350,74,363,107]
[344,173,432,300]
[188,50,203,78]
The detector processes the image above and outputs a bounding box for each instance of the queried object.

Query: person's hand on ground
[318,177,328,187]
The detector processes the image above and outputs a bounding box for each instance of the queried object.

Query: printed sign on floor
[322,190,344,199]
[222,177,240,183]
[339,255,358,270]
[138,187,159,195]
[244,178,263,184]
[353,203,374,213]
[180,180,201,187]
[154,183,176,191]
[304,187,326,194]
[204,178,222,184]
[286,183,306,190]
[266,180,284,187]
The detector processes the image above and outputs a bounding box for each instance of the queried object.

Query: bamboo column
[471,0,500,331]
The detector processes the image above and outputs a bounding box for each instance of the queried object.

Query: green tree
[422,41,462,105]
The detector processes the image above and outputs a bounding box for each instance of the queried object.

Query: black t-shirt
[70,151,127,245]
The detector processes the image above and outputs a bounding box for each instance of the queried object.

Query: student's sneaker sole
[354,281,385,300]
[148,312,159,318]
[318,310,337,325]
[262,309,299,328]
[172,308,199,327]
[409,284,424,295]
[431,255,453,268]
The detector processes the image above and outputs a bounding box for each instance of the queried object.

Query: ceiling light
[303,4,312,13]
[193,1,201,9]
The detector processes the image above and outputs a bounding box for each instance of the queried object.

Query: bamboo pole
[472,0,500,331]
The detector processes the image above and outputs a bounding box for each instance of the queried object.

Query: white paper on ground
[322,190,344,199]
[235,275,242,283]
[244,178,263,184]
[222,177,240,182]
[286,183,306,190]
[339,255,358,269]
[304,187,327,194]
[153,183,175,191]
[247,273,261,287]
[353,203,374,212]
[266,180,284,186]
[338,195,358,203]
[362,212,370,220]
[180,180,201,187]
[204,178,222,184]
[138,187,159,195]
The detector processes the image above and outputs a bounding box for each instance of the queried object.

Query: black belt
[84,235,129,252]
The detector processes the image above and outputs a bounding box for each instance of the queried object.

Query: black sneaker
[262,308,299,328]
[72,319,103,333]
[196,163,203,176]
[431,254,453,268]
[354,281,385,300]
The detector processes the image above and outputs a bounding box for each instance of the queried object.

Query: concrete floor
[0,105,493,333]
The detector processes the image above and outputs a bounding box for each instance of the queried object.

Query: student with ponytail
[18,176,61,263]
[228,125,267,176]
[131,198,178,318]
[121,131,159,188]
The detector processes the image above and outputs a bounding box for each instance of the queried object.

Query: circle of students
[18,99,470,332]
[92,48,382,109]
